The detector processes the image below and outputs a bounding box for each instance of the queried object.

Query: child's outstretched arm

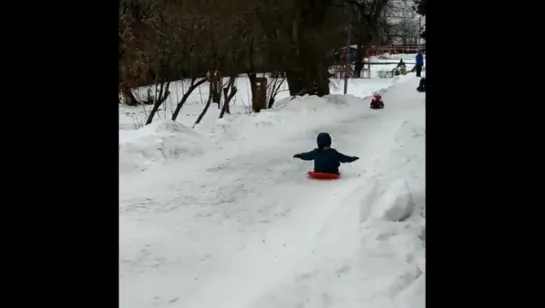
[293,149,318,161]
[334,150,359,163]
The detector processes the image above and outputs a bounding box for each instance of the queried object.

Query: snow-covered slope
[119,74,425,308]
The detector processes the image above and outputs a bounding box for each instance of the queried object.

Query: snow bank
[188,94,360,150]
[118,95,357,173]
[119,75,413,174]
[333,92,425,307]
[356,103,425,226]
[378,53,392,59]
[348,173,424,308]
[119,75,411,132]
[119,121,212,173]
[198,75,411,144]
[359,178,415,222]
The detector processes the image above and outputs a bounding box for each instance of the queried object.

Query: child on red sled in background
[370,93,384,109]
[293,132,359,175]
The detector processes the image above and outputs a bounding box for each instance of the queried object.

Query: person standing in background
[415,51,424,77]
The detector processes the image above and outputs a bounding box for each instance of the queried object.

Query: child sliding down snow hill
[370,92,384,109]
[293,132,359,174]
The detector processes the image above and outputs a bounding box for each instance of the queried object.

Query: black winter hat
[317,132,332,149]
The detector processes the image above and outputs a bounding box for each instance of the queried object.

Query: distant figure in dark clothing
[417,77,426,92]
[293,132,359,174]
[415,51,424,77]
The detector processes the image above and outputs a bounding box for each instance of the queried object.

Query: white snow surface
[120,74,425,308]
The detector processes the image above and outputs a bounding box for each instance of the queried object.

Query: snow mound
[250,110,280,127]
[378,53,392,59]
[392,273,425,308]
[355,177,425,308]
[208,94,355,144]
[359,177,416,223]
[119,120,211,173]
[271,94,350,111]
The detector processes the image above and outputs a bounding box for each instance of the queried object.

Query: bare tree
[119,0,173,117]
[170,77,207,121]
[413,0,426,39]
[119,0,397,119]
[267,75,286,109]
[119,0,153,106]
[193,82,214,128]
[345,0,393,77]
[389,0,421,46]
[219,75,237,119]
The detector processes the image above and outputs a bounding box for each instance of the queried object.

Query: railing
[368,62,417,65]
[372,45,425,55]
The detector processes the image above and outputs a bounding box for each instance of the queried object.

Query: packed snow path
[120,76,425,308]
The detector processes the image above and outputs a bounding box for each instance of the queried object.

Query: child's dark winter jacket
[293,132,359,174]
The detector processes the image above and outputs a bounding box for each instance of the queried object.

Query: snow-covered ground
[119,73,425,308]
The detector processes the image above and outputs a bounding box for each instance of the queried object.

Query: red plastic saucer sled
[307,171,341,180]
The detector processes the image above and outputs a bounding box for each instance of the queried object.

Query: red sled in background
[307,171,341,180]
[370,93,384,109]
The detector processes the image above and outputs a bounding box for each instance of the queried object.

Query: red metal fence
[370,45,425,56]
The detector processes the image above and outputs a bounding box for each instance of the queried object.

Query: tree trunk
[247,72,257,102]
[286,66,329,97]
[313,60,330,96]
[171,77,207,121]
[120,82,140,106]
[193,83,214,128]
[267,77,285,109]
[145,81,171,125]
[354,44,364,78]
[286,70,303,96]
[219,76,237,119]
[210,70,222,107]
[287,19,330,97]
